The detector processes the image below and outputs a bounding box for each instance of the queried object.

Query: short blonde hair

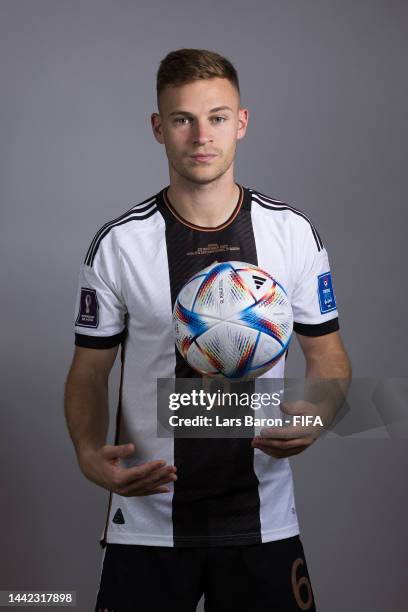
[156,48,240,107]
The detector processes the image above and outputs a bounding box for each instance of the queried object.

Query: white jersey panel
[249,189,339,542]
[255,452,299,542]
[104,211,177,545]
[291,223,338,326]
[249,196,299,539]
[74,230,127,340]
[250,190,339,331]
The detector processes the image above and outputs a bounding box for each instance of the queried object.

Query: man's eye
[174,117,191,124]
[211,116,227,123]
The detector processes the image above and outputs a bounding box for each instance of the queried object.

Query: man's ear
[151,112,164,144]
[237,108,249,140]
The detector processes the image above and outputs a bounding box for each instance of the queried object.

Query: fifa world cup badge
[76,287,99,328]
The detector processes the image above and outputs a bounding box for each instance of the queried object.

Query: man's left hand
[251,400,324,459]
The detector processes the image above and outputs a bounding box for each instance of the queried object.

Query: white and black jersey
[73,184,339,548]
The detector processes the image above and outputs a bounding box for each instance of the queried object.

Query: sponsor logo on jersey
[76,287,99,328]
[318,272,337,314]
[186,242,241,256]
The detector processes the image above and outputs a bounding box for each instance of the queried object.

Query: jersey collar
[157,183,251,232]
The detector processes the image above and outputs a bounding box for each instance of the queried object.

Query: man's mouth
[190,154,217,162]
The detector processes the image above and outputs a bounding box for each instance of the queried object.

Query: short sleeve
[73,232,127,349]
[291,219,339,337]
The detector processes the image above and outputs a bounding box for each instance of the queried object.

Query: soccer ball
[173,261,293,380]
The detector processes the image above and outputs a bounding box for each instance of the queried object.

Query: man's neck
[166,174,240,228]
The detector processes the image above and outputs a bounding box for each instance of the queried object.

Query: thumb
[103,443,135,460]
[281,400,311,415]
[280,402,300,414]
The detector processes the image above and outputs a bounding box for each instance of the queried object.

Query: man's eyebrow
[168,105,234,117]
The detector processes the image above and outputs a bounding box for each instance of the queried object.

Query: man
[64,48,351,612]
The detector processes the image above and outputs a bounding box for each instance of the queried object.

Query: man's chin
[176,166,229,186]
[185,176,221,186]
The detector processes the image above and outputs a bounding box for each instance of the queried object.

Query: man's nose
[192,120,213,145]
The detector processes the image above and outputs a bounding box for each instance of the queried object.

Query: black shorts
[95,535,316,612]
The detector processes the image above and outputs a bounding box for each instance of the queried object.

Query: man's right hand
[78,443,177,496]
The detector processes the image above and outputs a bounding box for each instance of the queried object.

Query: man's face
[151,78,248,185]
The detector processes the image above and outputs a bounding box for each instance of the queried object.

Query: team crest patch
[76,288,99,328]
[318,272,337,314]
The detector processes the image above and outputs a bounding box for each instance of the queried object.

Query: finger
[118,468,177,493]
[280,401,312,415]
[120,473,177,496]
[260,435,314,448]
[144,467,178,488]
[117,461,172,486]
[259,426,308,439]
[280,402,300,414]
[252,436,313,450]
[129,468,177,492]
[253,436,300,448]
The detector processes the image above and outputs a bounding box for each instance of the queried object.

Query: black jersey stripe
[85,205,159,267]
[250,191,324,252]
[84,196,157,265]
[157,185,263,547]
[294,318,339,336]
[75,330,125,348]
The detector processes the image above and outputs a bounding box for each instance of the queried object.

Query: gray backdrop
[1,0,407,610]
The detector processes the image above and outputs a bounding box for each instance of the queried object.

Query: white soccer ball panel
[246,298,293,332]
[173,300,219,359]
[251,332,285,369]
[188,321,260,378]
[185,339,220,376]
[178,274,209,310]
